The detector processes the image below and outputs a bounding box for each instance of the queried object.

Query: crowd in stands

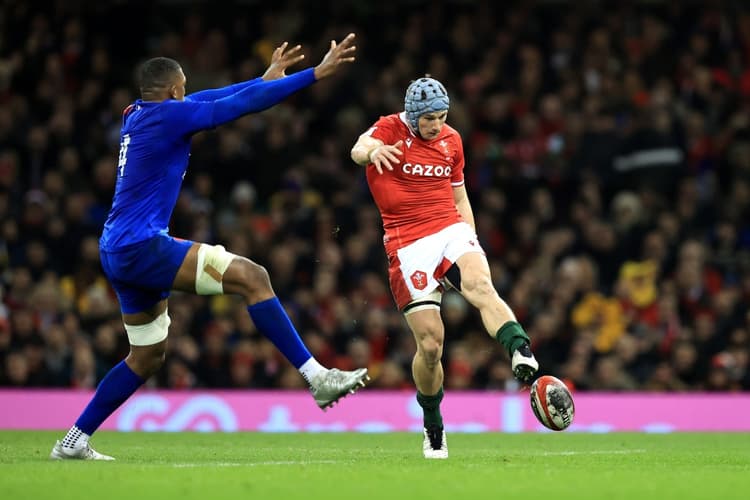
[1,0,749,392]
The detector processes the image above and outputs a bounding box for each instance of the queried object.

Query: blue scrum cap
[404,77,450,131]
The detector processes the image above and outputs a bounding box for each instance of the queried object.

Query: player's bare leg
[408,309,444,395]
[454,252,538,383]
[173,243,368,409]
[406,308,448,459]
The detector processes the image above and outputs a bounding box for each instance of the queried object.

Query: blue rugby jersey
[100,68,315,250]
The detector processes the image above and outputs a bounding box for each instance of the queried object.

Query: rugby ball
[529,375,575,431]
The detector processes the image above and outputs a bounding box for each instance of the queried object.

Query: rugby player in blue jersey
[51,34,368,460]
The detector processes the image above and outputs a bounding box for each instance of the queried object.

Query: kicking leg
[172,242,368,409]
[453,252,538,383]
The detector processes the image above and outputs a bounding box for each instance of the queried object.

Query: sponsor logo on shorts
[410,270,428,290]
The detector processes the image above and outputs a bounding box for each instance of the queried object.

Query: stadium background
[1,0,750,401]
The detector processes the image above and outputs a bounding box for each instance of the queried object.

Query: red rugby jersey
[364,112,466,253]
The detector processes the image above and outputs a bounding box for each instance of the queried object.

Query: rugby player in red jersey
[351,77,539,459]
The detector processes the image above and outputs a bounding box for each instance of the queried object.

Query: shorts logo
[410,270,428,290]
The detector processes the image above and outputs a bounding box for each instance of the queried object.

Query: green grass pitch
[1,431,748,500]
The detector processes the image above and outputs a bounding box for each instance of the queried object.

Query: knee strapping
[196,243,235,295]
[403,290,442,315]
[125,309,171,346]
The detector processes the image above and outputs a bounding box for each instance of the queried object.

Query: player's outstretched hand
[370,140,403,174]
[313,33,356,80]
[262,42,305,81]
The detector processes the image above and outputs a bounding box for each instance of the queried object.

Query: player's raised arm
[261,41,305,81]
[163,69,314,135]
[185,79,263,102]
[313,33,357,80]
[166,34,358,135]
[186,41,306,101]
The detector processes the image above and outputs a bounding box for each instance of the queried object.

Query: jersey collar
[399,112,418,138]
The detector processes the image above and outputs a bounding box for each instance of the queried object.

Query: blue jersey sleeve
[162,68,316,136]
[185,78,263,102]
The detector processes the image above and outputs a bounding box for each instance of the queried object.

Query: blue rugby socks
[63,360,144,448]
[62,297,321,448]
[247,297,320,377]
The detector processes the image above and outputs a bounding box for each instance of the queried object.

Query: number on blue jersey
[118,134,131,176]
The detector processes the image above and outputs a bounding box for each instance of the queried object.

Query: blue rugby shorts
[100,233,194,314]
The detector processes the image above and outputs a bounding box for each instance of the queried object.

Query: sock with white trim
[247,297,314,368]
[298,358,326,385]
[74,360,145,436]
[61,425,89,450]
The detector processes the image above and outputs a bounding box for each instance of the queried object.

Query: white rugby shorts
[387,222,484,309]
